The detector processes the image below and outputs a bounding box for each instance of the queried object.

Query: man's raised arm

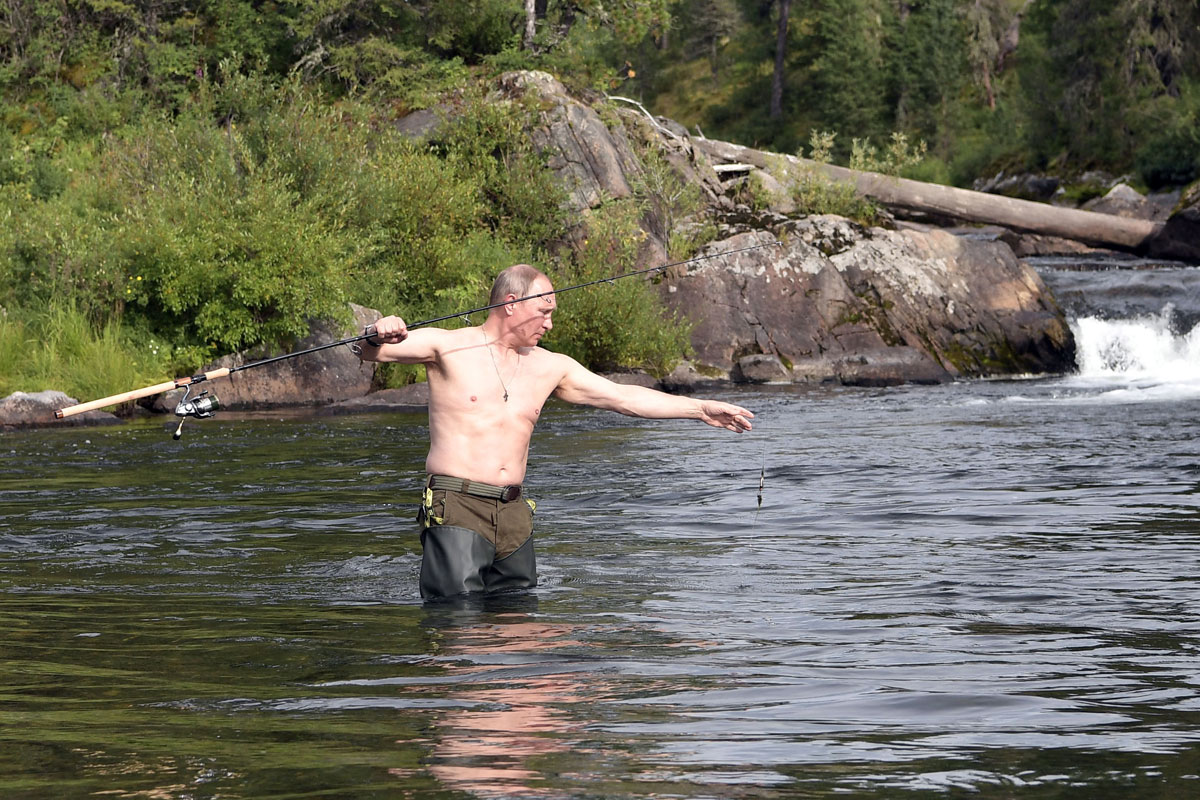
[358,315,441,364]
[554,356,753,433]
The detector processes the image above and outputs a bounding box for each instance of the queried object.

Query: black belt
[428,475,522,503]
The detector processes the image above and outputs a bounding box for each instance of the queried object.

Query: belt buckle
[499,485,521,502]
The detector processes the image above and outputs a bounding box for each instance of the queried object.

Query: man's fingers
[372,316,409,342]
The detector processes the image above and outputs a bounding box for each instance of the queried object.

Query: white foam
[1062,308,1200,402]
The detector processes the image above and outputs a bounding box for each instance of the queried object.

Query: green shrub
[792,131,881,224]
[628,140,707,258]
[0,64,695,389]
[326,39,471,108]
[849,132,928,177]
[545,198,690,377]
[428,87,567,250]
[1135,126,1200,190]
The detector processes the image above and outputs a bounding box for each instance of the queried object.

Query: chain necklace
[483,329,521,402]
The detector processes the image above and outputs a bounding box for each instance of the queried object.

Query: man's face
[508,277,556,346]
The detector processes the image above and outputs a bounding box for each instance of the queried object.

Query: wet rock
[319,384,431,415]
[661,219,1074,383]
[601,371,659,388]
[789,348,949,386]
[200,303,382,411]
[734,354,791,383]
[0,390,121,429]
[1147,183,1200,262]
[998,231,1112,258]
[658,361,729,392]
[830,348,951,386]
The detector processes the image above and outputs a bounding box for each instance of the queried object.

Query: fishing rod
[55,240,781,434]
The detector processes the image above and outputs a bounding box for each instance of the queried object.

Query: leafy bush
[628,137,709,258]
[1135,125,1200,190]
[1,62,699,393]
[849,132,928,177]
[792,130,882,224]
[545,198,691,377]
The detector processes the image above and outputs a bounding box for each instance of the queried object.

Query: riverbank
[6,71,1198,431]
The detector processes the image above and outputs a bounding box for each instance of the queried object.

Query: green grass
[0,305,170,407]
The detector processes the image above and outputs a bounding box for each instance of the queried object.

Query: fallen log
[693,138,1165,255]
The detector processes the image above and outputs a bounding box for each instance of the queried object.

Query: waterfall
[1067,307,1200,399]
[1026,260,1200,401]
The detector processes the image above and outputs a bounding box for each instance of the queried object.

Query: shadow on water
[2,376,1200,797]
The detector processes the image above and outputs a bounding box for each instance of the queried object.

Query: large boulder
[0,390,121,429]
[1148,183,1200,262]
[1081,183,1170,221]
[499,71,639,214]
[188,304,382,411]
[662,220,1075,384]
[498,70,723,256]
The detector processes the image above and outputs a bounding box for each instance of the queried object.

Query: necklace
[483,330,521,402]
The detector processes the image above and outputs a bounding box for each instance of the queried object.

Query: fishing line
[56,241,782,431]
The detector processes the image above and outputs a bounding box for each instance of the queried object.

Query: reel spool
[173,385,219,440]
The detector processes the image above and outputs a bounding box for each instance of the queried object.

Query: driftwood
[693,138,1166,255]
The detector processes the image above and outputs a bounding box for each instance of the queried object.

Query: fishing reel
[172,385,220,440]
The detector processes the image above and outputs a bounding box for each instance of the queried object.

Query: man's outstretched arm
[554,356,753,433]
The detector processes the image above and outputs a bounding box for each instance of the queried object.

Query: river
[1,262,1199,798]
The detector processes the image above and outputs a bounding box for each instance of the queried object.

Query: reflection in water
[3,379,1200,797]
[407,595,590,798]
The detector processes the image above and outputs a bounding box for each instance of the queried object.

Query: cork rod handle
[54,368,232,419]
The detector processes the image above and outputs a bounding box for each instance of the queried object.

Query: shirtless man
[359,264,754,599]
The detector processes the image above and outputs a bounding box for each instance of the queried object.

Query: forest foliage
[1,0,1197,400]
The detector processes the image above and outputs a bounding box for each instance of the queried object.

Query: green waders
[418,475,538,600]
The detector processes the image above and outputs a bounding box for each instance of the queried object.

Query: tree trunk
[770,0,792,119]
[524,0,537,50]
[693,138,1165,253]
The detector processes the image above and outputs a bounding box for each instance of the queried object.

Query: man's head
[489,264,546,306]
[489,264,556,346]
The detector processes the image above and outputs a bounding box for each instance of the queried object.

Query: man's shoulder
[526,346,576,369]
[527,347,595,389]
[424,325,479,350]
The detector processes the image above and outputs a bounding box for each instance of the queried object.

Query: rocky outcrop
[497,71,1076,385]
[0,390,121,429]
[320,384,431,415]
[661,220,1073,385]
[500,71,641,215]
[1149,183,1200,263]
[149,303,382,412]
[208,303,380,410]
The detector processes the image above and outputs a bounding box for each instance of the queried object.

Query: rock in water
[0,390,121,428]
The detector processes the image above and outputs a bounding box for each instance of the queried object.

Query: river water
[2,265,1199,799]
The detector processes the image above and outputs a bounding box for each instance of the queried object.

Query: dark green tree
[796,0,892,145]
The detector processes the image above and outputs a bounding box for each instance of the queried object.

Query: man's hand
[698,400,754,433]
[368,315,409,344]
